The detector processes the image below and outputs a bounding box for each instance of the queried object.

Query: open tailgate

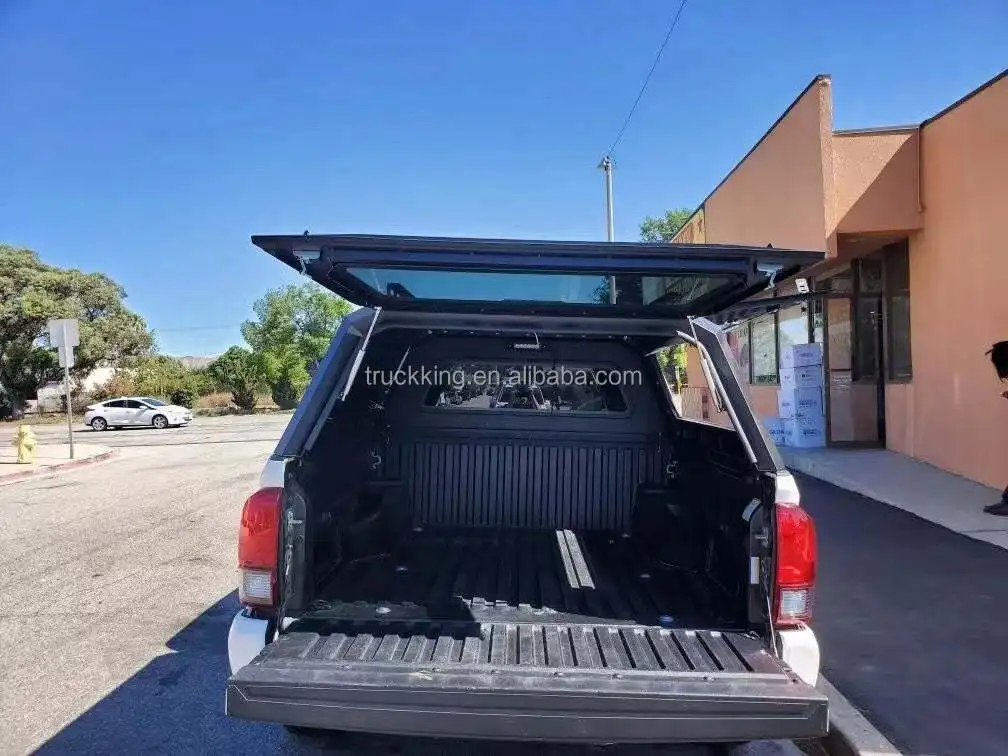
[227,622,828,743]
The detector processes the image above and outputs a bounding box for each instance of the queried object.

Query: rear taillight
[238,487,282,608]
[773,474,816,627]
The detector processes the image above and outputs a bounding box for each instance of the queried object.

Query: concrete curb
[779,451,865,497]
[819,677,902,756]
[0,448,119,487]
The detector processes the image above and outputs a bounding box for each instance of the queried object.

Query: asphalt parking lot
[0,415,811,756]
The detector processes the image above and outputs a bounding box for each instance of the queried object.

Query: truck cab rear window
[421,362,630,414]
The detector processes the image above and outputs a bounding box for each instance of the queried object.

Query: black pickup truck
[225,234,828,746]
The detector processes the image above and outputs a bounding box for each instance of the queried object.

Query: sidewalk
[0,442,117,486]
[780,446,1008,551]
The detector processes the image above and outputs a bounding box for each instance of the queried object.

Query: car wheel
[90,417,108,431]
[152,414,169,430]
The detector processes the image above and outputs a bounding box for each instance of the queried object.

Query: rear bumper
[228,610,269,675]
[227,656,828,743]
[778,625,820,686]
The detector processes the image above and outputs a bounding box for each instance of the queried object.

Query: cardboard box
[782,415,826,448]
[780,343,823,370]
[778,387,824,419]
[779,365,823,390]
[763,416,786,446]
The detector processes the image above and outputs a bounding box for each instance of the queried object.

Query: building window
[815,268,853,294]
[728,298,815,387]
[751,314,778,385]
[778,304,810,356]
[812,298,825,346]
[726,325,750,384]
[884,242,912,379]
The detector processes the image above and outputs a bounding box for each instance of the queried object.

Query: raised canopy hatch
[252,234,824,318]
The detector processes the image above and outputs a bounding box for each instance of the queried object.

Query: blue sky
[1,0,1005,355]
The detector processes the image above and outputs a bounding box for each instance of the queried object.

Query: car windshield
[141,397,168,406]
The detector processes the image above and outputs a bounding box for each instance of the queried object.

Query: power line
[604,0,689,158]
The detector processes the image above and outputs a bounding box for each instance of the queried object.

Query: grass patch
[1,413,86,427]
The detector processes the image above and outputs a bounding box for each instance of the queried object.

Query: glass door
[822,292,885,447]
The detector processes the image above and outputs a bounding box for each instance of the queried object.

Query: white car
[84,397,193,431]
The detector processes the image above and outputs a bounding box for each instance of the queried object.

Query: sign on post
[48,319,80,349]
[57,346,75,368]
[48,319,80,459]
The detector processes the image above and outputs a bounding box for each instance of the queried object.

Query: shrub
[169,382,199,409]
[60,391,92,414]
[197,392,233,409]
[0,392,22,421]
[208,346,263,413]
[190,366,222,396]
[232,386,258,413]
[271,376,299,410]
[270,364,310,410]
[91,370,136,401]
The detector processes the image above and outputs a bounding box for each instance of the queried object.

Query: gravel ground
[0,415,809,756]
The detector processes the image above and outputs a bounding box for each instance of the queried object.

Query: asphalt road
[0,415,806,756]
[801,472,1008,756]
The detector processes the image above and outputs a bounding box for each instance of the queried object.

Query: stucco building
[674,70,1007,490]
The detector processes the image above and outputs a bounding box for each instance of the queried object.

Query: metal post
[64,361,74,459]
[601,156,615,242]
[600,155,616,303]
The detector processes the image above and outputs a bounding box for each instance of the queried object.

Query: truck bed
[229,528,827,741]
[311,527,720,630]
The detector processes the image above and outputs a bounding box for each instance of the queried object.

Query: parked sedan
[84,397,193,431]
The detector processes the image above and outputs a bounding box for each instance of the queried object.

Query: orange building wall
[703,77,833,253]
[885,383,915,457]
[672,71,1006,488]
[832,131,923,235]
[903,76,1008,489]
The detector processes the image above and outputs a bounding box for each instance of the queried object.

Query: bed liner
[227,528,828,742]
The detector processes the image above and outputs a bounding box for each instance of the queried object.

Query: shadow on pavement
[33,591,738,755]
[36,591,292,755]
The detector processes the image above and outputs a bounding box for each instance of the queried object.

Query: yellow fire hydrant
[11,424,37,464]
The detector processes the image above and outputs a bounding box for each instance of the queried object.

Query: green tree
[256,350,310,410]
[131,355,191,399]
[190,366,223,396]
[639,208,694,243]
[169,382,199,409]
[209,346,262,412]
[0,244,154,414]
[241,284,350,406]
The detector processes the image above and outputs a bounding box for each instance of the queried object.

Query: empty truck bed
[227,528,828,742]
[311,527,717,629]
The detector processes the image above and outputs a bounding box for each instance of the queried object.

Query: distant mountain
[176,355,217,369]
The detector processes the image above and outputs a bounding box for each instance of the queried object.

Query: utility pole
[600,155,615,242]
[599,155,616,303]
